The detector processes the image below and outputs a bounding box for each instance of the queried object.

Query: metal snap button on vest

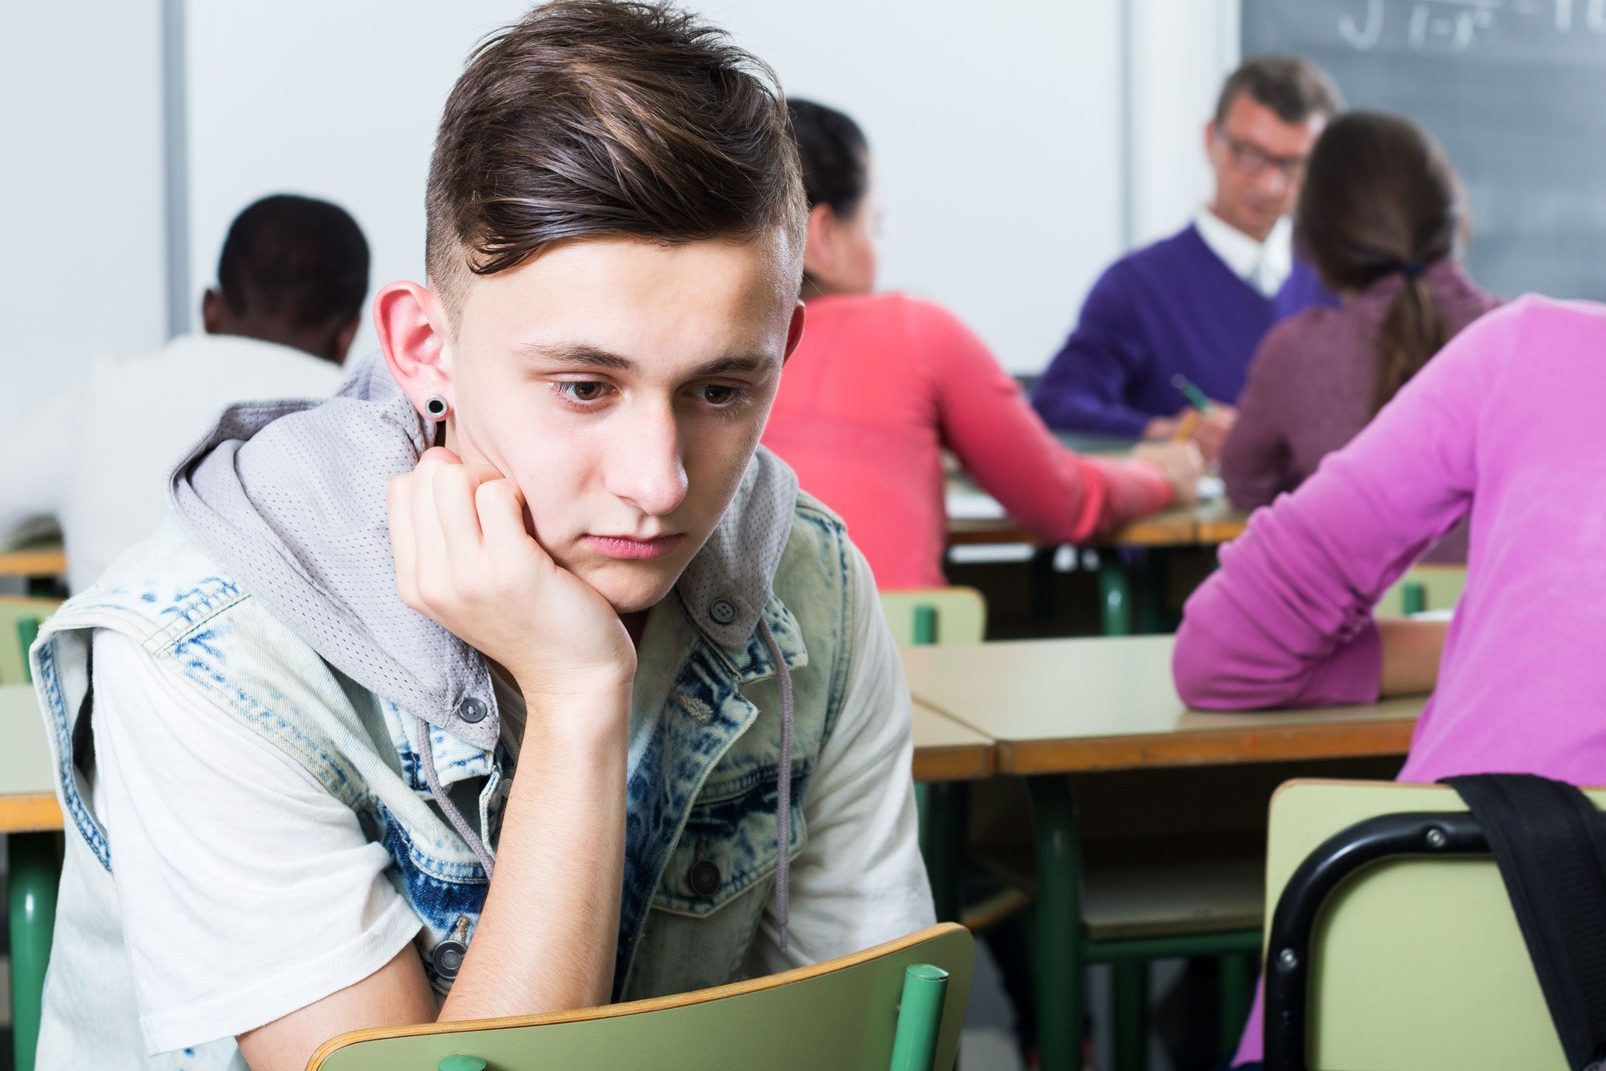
[456,696,488,724]
[709,598,737,626]
[689,858,722,897]
[432,939,467,978]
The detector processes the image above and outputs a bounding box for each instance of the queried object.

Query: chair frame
[1261,809,1513,1071]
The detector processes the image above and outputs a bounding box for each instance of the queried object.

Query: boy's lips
[582,533,686,560]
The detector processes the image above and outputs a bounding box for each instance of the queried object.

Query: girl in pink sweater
[762,100,1199,589]
[1174,294,1606,1067]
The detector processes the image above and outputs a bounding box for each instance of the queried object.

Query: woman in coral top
[763,100,1201,589]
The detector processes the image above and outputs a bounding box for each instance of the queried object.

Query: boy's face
[440,232,803,614]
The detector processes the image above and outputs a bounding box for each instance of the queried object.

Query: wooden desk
[902,635,1418,775]
[0,547,67,584]
[901,636,1422,1071]
[911,699,994,782]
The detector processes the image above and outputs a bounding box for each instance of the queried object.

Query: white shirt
[1193,207,1294,298]
[1,335,343,592]
[87,548,931,1054]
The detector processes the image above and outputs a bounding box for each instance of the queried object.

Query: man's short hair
[425,0,807,318]
[1213,54,1344,127]
[216,194,370,329]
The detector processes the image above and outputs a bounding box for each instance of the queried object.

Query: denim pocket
[651,762,808,917]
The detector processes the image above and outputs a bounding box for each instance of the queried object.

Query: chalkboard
[1242,0,1606,301]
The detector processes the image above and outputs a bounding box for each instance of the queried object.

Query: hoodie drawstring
[756,618,795,953]
[418,717,497,877]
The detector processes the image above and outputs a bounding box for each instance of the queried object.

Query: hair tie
[1400,261,1427,279]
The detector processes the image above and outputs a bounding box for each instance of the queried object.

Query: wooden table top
[0,686,992,836]
[0,685,63,833]
[0,545,67,580]
[910,699,994,782]
[901,635,1422,776]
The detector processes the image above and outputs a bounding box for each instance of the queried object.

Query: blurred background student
[1219,111,1499,562]
[0,194,368,592]
[762,99,1201,590]
[1030,56,1342,455]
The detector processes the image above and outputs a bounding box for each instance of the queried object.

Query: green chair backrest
[879,588,987,647]
[1264,779,1603,1069]
[1375,565,1467,618]
[0,597,61,685]
[309,923,975,1071]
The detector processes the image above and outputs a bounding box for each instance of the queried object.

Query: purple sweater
[1219,259,1500,562]
[1030,223,1332,435]
[1173,296,1606,1066]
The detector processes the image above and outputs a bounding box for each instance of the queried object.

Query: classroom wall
[3,1,169,407]
[12,0,1241,387]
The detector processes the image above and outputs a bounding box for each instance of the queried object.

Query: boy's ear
[781,300,806,366]
[200,288,224,335]
[374,281,453,415]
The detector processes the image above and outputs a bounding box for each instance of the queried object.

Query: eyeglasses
[1215,127,1308,180]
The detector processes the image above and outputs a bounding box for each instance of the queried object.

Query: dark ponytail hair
[1294,111,1467,414]
[787,98,870,217]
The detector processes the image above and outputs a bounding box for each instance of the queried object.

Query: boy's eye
[700,384,743,406]
[555,381,611,403]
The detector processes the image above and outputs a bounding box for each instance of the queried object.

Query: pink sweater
[763,292,1172,589]
[1173,296,1606,1066]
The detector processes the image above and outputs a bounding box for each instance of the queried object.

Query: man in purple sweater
[1032,56,1342,451]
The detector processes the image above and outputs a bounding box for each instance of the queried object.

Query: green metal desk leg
[920,782,967,924]
[1027,776,1082,1071]
[10,832,60,1071]
[1112,959,1149,1071]
[1098,560,1132,636]
[1219,951,1254,1060]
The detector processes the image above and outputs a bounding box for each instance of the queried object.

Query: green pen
[1170,373,1214,413]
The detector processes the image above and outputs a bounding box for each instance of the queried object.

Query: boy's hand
[387,448,637,708]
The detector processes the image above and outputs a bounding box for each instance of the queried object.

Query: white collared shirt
[1194,207,1293,298]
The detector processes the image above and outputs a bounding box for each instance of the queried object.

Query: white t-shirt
[88,550,929,1054]
[1,334,343,592]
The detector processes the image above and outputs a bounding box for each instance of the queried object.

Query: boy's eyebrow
[515,342,776,377]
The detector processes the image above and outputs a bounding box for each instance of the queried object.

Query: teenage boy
[33,4,933,1069]
[1031,55,1342,455]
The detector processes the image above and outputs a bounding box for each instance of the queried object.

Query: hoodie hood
[168,351,801,753]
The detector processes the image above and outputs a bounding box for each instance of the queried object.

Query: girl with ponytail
[1219,111,1497,562]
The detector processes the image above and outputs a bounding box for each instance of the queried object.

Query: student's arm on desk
[1173,310,1493,711]
[0,385,75,536]
[1029,267,1157,437]
[917,300,1175,540]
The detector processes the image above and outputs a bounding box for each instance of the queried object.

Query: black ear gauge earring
[423,395,450,448]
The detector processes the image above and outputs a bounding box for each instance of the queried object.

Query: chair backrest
[1374,565,1467,618]
[0,596,62,685]
[879,588,987,646]
[1261,779,1606,1069]
[308,923,975,1071]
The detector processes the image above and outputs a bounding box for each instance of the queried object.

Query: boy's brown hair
[425,0,806,317]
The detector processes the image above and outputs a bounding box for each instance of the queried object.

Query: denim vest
[33,493,858,1068]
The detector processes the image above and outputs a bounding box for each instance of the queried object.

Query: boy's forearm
[439,686,630,1019]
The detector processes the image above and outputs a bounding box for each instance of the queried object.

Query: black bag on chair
[1444,773,1606,1071]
